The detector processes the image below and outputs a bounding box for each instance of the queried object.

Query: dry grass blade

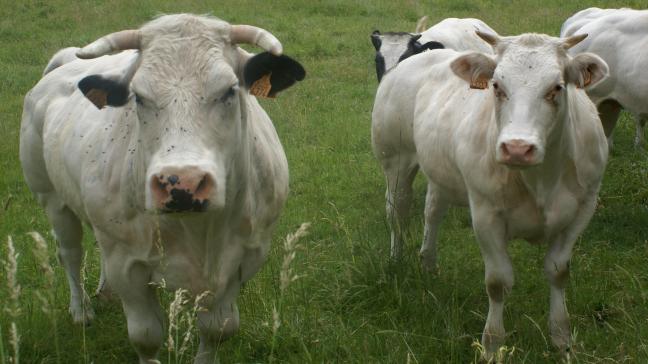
[4,236,21,364]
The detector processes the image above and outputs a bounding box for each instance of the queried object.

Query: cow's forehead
[495,36,565,84]
[140,14,230,45]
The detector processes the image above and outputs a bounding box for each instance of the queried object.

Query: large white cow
[371,17,497,81]
[372,32,609,356]
[561,7,648,149]
[20,14,305,363]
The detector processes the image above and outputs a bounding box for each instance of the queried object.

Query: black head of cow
[74,15,305,213]
[371,30,444,82]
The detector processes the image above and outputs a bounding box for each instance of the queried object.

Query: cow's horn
[562,33,588,49]
[230,25,283,56]
[476,31,499,47]
[77,30,141,59]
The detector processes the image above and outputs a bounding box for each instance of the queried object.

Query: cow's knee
[544,258,570,288]
[197,302,240,343]
[485,272,513,303]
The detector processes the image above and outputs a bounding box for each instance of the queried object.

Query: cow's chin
[497,159,542,169]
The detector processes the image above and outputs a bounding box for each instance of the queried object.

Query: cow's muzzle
[150,166,214,213]
[498,139,540,167]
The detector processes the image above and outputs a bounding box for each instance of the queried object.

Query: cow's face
[76,15,305,213]
[371,31,444,82]
[451,32,608,167]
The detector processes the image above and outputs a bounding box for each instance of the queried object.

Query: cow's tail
[43,47,80,76]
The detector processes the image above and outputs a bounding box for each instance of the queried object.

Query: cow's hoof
[419,252,438,274]
[70,305,95,325]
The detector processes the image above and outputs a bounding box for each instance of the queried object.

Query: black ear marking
[371,30,382,51]
[78,75,130,109]
[418,40,445,52]
[243,52,306,98]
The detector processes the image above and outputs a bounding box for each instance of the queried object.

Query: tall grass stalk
[167,288,189,363]
[3,236,20,364]
[28,231,60,364]
[269,222,310,362]
[80,251,89,364]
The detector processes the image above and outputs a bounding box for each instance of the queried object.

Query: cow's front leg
[544,234,574,354]
[544,197,597,355]
[194,287,240,364]
[471,202,513,358]
[104,249,164,364]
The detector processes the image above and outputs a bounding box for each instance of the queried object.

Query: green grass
[2,0,648,363]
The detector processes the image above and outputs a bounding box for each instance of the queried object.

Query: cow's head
[451,32,608,167]
[76,14,305,213]
[371,30,444,82]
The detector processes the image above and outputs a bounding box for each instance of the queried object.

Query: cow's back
[372,48,460,161]
[420,18,495,54]
[563,9,648,111]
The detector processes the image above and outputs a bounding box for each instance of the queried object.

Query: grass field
[2,0,648,363]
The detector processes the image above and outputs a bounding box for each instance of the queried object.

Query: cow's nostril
[151,175,170,202]
[524,145,535,157]
[167,174,179,186]
[194,174,214,200]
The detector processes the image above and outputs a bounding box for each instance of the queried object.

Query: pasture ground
[1,0,648,363]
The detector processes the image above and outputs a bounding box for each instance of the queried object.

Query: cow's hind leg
[419,183,448,272]
[382,156,418,260]
[45,198,95,324]
[597,99,622,151]
[633,113,646,149]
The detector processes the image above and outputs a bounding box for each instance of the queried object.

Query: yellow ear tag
[249,73,274,98]
[470,79,489,90]
[86,88,108,109]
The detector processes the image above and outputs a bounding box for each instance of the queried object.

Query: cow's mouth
[161,188,209,213]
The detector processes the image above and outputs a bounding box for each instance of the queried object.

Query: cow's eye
[134,93,144,105]
[219,85,239,103]
[545,84,563,102]
[493,82,507,99]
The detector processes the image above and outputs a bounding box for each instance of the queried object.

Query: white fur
[20,14,289,364]
[561,7,648,149]
[419,17,496,54]
[372,35,608,358]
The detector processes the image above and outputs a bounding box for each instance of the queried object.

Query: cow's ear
[371,30,382,51]
[450,52,496,90]
[565,52,608,89]
[243,52,306,98]
[78,75,130,109]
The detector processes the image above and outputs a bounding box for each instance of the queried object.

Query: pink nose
[500,139,536,165]
[150,167,214,212]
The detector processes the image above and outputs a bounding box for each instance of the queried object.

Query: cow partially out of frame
[561,7,648,150]
[20,13,305,364]
[372,32,608,357]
